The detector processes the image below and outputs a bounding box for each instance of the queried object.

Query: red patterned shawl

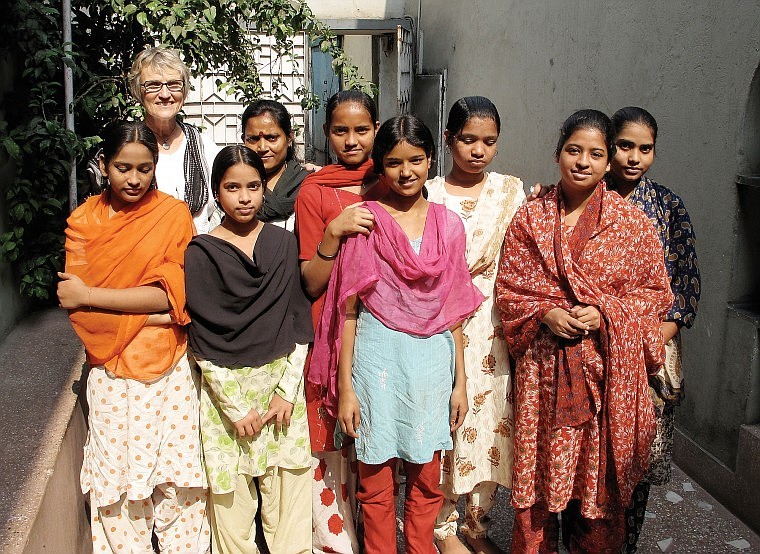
[496,183,672,508]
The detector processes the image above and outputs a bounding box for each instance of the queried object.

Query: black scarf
[185,224,314,367]
[257,160,311,223]
[179,121,210,215]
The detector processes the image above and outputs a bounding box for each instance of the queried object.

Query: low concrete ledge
[675,423,760,534]
[0,309,90,553]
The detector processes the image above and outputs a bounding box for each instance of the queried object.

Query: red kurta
[495,184,672,519]
[293,162,386,452]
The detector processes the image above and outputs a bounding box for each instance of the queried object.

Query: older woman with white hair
[128,46,220,233]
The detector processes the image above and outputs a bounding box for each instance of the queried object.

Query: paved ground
[394,463,760,553]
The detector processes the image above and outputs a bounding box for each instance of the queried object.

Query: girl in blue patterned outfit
[310,116,484,553]
[605,107,701,552]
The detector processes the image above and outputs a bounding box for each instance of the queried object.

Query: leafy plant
[0,0,374,300]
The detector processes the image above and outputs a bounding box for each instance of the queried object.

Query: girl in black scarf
[241,100,314,230]
[186,145,314,553]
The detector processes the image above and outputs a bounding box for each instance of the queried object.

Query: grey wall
[414,0,760,470]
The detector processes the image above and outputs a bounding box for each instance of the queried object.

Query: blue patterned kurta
[608,176,700,328]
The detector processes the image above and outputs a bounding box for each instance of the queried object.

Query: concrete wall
[413,0,760,528]
[308,0,405,19]
[0,55,27,342]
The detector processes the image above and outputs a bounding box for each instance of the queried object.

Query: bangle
[87,287,92,309]
[316,241,338,260]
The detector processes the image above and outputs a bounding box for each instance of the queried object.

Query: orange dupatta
[65,189,194,380]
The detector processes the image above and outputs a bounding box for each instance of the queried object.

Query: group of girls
[59,76,699,553]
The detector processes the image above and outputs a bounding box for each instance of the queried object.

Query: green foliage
[0,0,374,301]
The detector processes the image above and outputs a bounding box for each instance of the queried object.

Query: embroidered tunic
[349,238,456,464]
[185,225,314,494]
[426,173,525,493]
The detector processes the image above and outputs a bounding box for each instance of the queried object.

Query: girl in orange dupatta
[495,110,672,553]
[57,121,208,553]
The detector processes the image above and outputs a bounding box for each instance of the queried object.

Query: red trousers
[511,501,626,554]
[358,452,443,554]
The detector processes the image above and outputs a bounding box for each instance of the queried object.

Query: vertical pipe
[62,0,76,212]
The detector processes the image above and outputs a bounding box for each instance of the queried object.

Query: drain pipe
[62,0,76,212]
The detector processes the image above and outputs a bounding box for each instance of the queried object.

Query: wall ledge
[674,424,760,533]
[0,308,89,553]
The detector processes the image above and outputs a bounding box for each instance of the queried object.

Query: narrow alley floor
[394,463,760,553]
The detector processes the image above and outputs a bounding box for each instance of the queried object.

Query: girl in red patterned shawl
[495,110,672,553]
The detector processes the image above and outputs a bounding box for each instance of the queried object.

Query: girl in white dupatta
[428,97,525,554]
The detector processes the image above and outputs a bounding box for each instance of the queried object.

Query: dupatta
[257,160,312,223]
[425,173,524,277]
[310,200,484,416]
[185,227,314,367]
[497,183,672,506]
[299,159,375,189]
[65,190,193,380]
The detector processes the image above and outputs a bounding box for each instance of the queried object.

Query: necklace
[155,124,180,150]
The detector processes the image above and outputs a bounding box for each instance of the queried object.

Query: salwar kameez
[426,173,525,541]
[185,225,315,554]
[64,190,210,553]
[607,176,700,552]
[294,161,387,553]
[496,184,672,552]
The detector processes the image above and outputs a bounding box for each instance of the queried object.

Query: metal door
[412,69,447,177]
[397,24,413,115]
[309,41,341,164]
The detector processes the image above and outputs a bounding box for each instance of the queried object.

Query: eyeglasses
[141,80,185,94]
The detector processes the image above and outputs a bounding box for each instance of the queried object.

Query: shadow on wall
[676,59,760,534]
[732,62,760,310]
[0,50,28,342]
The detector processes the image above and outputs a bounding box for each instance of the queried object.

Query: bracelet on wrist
[316,241,338,261]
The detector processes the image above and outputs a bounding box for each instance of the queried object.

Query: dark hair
[325,90,378,127]
[611,106,658,143]
[210,145,267,196]
[554,109,614,159]
[445,96,501,142]
[240,99,296,161]
[372,115,435,174]
[97,121,159,193]
[101,121,159,167]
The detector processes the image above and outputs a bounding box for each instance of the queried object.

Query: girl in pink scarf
[310,115,483,554]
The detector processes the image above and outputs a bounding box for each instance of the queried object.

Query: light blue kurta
[345,237,456,465]
[351,310,455,465]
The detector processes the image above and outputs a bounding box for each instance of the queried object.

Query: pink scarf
[310,200,484,416]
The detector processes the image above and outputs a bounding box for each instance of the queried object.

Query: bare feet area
[435,534,474,554]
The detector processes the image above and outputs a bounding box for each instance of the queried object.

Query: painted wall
[413,0,760,505]
[308,0,405,20]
